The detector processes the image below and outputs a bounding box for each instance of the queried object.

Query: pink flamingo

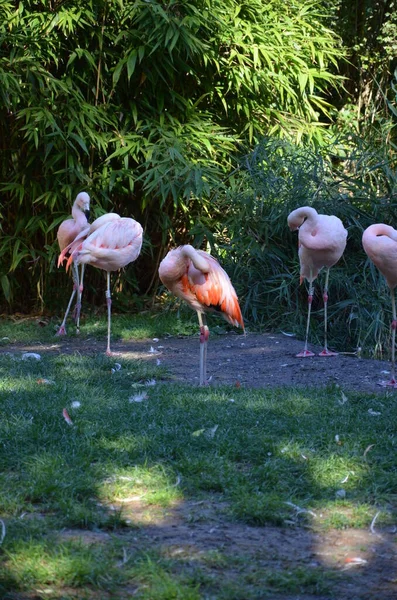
[61,214,143,355]
[288,206,347,357]
[58,213,123,280]
[56,192,90,336]
[362,224,397,387]
[59,212,121,263]
[159,245,244,385]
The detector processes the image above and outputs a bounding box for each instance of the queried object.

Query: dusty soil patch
[2,330,396,394]
[59,498,397,600]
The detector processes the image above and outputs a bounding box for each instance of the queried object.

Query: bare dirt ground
[60,497,397,600]
[3,329,396,394]
[3,331,397,599]
[142,330,396,394]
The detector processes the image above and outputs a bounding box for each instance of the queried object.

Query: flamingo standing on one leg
[158,245,244,385]
[56,192,90,336]
[288,206,347,357]
[63,215,143,355]
[362,224,397,387]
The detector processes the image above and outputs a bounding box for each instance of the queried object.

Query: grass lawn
[0,311,199,345]
[0,314,396,599]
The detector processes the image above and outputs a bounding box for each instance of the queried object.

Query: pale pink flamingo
[60,214,143,355]
[58,212,121,263]
[58,212,124,292]
[362,224,397,387]
[159,245,244,385]
[288,206,347,357]
[56,192,90,335]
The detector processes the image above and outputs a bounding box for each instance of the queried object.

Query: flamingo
[158,245,244,385]
[56,192,90,336]
[58,211,120,334]
[58,212,121,263]
[362,224,397,387]
[288,206,347,357]
[60,214,143,355]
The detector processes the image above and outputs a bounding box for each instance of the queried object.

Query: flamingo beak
[84,209,90,222]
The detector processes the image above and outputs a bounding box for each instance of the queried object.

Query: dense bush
[193,136,397,356]
[0,0,344,312]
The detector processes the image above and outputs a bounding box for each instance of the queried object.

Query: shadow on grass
[0,351,396,599]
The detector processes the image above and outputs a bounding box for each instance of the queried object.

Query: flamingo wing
[58,213,121,267]
[184,251,244,328]
[69,218,143,272]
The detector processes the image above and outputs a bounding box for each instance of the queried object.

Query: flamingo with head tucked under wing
[288,206,347,357]
[56,192,90,336]
[362,223,397,387]
[158,245,244,385]
[60,214,143,355]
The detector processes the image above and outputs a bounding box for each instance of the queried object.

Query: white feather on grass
[129,392,148,403]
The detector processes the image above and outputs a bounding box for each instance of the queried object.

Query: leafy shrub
[193,136,397,356]
[0,0,344,312]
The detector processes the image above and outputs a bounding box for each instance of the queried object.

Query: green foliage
[331,0,397,141]
[194,136,397,356]
[0,0,344,312]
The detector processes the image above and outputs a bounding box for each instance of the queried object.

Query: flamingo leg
[105,271,113,356]
[74,264,85,334]
[319,268,338,356]
[297,268,315,357]
[56,263,79,336]
[381,288,397,387]
[198,312,209,386]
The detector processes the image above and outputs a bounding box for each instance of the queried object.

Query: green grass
[0,310,199,346]
[0,317,397,598]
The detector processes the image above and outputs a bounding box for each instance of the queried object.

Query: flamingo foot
[106,349,120,357]
[319,349,338,357]
[379,378,397,388]
[56,325,67,336]
[296,349,315,358]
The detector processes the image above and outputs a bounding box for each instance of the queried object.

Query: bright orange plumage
[159,245,244,329]
[159,245,244,385]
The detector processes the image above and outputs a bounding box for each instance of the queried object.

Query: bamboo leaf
[113,58,126,86]
[298,72,308,93]
[127,50,137,80]
[69,133,89,154]
[1,275,11,303]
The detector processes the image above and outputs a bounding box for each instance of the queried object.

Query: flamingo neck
[288,206,318,230]
[180,245,210,273]
[369,224,397,242]
[295,206,318,222]
[71,202,87,227]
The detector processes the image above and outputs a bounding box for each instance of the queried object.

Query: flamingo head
[287,216,302,232]
[76,192,90,222]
